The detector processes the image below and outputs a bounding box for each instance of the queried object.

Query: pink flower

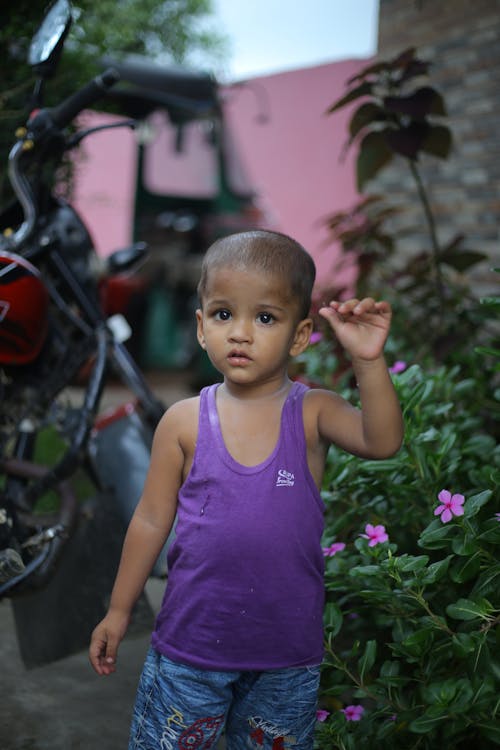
[362,523,389,546]
[434,489,465,523]
[322,542,346,557]
[342,705,364,721]
[389,360,407,374]
[316,709,330,722]
[495,513,500,522]
[310,331,323,344]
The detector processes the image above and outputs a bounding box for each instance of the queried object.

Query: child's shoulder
[303,385,346,412]
[155,394,200,442]
[302,385,351,433]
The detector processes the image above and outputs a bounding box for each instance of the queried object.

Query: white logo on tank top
[276,469,295,487]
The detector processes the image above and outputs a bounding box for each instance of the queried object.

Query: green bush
[311,360,499,748]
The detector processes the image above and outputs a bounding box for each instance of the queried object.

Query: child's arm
[312,297,403,459]
[88,399,193,675]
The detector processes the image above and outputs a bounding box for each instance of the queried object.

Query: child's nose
[228,318,253,342]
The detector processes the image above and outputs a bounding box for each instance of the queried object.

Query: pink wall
[72,58,369,291]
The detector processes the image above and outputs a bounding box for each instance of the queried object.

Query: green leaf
[420,555,452,584]
[326,81,374,114]
[399,628,434,657]
[463,490,492,518]
[349,565,381,576]
[479,296,500,307]
[451,633,476,658]
[356,131,393,190]
[452,534,479,556]
[422,677,473,707]
[358,639,377,681]
[446,598,493,621]
[471,565,500,597]
[475,345,500,357]
[477,525,500,544]
[349,102,387,139]
[418,521,456,550]
[409,706,448,733]
[403,378,434,414]
[323,602,343,637]
[478,721,500,744]
[396,554,429,572]
[380,660,400,677]
[421,124,452,159]
[449,551,482,583]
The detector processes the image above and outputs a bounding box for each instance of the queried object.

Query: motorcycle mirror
[28,0,72,76]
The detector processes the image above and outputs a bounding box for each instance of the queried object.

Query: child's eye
[214,309,231,321]
[257,312,275,325]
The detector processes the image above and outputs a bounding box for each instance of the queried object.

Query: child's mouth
[228,350,251,366]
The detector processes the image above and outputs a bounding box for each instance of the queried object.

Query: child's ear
[196,309,206,349]
[290,318,313,357]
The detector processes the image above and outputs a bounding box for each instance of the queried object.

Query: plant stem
[408,159,444,300]
[410,589,454,635]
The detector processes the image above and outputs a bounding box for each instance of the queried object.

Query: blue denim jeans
[129,647,320,749]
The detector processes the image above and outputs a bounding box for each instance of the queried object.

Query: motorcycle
[0,0,188,665]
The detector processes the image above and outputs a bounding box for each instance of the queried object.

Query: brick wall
[373,0,500,293]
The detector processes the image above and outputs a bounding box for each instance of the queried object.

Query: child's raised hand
[318,298,392,361]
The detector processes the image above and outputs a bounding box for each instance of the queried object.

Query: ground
[0,580,164,749]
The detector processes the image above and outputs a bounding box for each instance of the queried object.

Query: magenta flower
[495,513,500,522]
[310,331,323,344]
[341,705,364,721]
[322,542,346,557]
[316,709,330,722]
[389,360,407,374]
[434,489,465,523]
[362,523,389,546]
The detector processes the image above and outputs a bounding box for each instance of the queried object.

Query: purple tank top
[151,381,325,670]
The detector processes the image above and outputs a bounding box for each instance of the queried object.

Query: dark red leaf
[384,87,446,119]
[346,60,392,85]
[389,47,417,70]
[384,122,429,158]
[399,59,431,83]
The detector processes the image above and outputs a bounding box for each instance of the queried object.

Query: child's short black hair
[198,230,316,319]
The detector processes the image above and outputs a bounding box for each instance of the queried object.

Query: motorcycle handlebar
[44,68,120,130]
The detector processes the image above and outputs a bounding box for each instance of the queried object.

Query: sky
[209,0,379,81]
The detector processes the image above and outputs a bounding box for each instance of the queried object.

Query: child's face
[196,265,312,391]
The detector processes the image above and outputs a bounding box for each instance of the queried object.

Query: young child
[89,230,403,750]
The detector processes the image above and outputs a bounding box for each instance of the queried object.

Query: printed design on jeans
[178,714,225,749]
[248,716,297,748]
[276,469,295,487]
[160,706,186,750]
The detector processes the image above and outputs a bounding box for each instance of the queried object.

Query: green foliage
[315,40,499,750]
[0,0,226,204]
[475,269,500,368]
[312,362,500,749]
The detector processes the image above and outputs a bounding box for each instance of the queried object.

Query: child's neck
[216,376,293,466]
[221,375,292,402]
